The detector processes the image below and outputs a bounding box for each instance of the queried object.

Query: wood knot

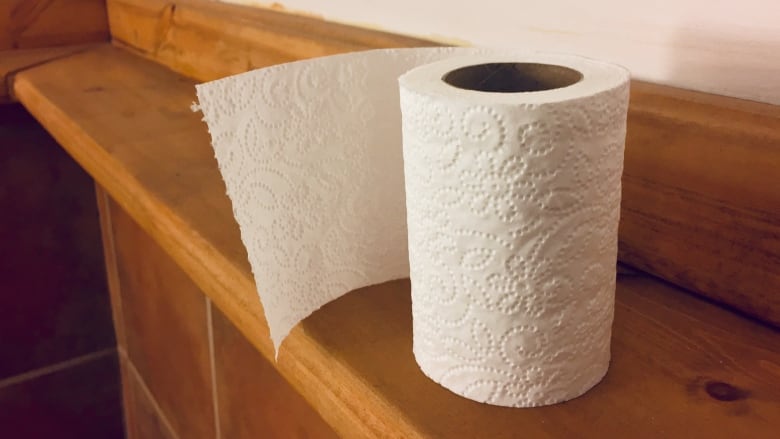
[705,381,750,402]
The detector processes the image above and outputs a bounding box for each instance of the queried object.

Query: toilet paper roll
[195,48,629,407]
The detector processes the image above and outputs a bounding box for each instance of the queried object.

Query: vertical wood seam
[206,298,222,439]
[123,354,181,439]
[96,185,128,349]
[120,352,139,439]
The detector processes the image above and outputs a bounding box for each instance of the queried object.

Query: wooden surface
[212,304,338,439]
[0,0,108,102]
[96,184,128,357]
[621,83,780,325]
[0,45,98,102]
[106,0,431,80]
[13,44,780,438]
[103,0,780,327]
[108,196,216,439]
[98,183,336,438]
[0,0,108,50]
[118,355,177,439]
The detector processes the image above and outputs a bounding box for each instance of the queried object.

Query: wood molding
[12,45,780,438]
[105,0,780,326]
[1,45,99,103]
[622,82,780,324]
[0,0,109,50]
[0,0,109,102]
[106,0,431,81]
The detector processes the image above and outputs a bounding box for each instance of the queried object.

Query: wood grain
[95,184,127,351]
[1,45,98,105]
[118,353,177,439]
[212,304,338,439]
[109,197,216,439]
[104,0,780,327]
[0,0,108,50]
[12,44,780,438]
[106,0,431,81]
[621,82,780,325]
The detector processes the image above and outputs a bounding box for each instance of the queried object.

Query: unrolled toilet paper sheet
[195,48,629,407]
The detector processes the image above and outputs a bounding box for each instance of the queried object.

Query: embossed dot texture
[195,48,630,407]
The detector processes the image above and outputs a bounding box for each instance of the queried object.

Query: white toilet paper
[195,48,629,407]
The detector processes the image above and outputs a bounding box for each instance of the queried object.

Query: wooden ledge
[0,45,100,103]
[12,44,780,438]
[106,0,432,81]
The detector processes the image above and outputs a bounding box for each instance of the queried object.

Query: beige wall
[222,0,780,105]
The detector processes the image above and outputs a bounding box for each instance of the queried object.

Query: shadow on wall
[669,25,779,104]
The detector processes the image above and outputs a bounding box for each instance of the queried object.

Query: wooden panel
[212,304,338,439]
[117,353,137,438]
[12,44,780,438]
[96,184,127,351]
[119,354,176,439]
[0,45,98,103]
[0,0,108,50]
[0,104,115,379]
[620,82,780,324]
[106,0,431,81]
[109,197,216,439]
[103,0,780,327]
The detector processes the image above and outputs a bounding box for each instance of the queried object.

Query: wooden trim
[95,184,128,351]
[104,0,780,326]
[0,0,109,102]
[106,0,431,81]
[621,82,780,324]
[0,0,109,50]
[0,45,99,103]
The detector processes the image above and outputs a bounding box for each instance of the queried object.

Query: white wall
[222,0,780,105]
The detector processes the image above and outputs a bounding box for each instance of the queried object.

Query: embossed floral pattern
[195,48,629,407]
[400,81,628,406]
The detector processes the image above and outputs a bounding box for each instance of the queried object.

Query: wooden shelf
[0,45,99,102]
[13,44,780,438]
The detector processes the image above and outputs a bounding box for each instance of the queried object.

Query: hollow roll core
[443,62,583,93]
